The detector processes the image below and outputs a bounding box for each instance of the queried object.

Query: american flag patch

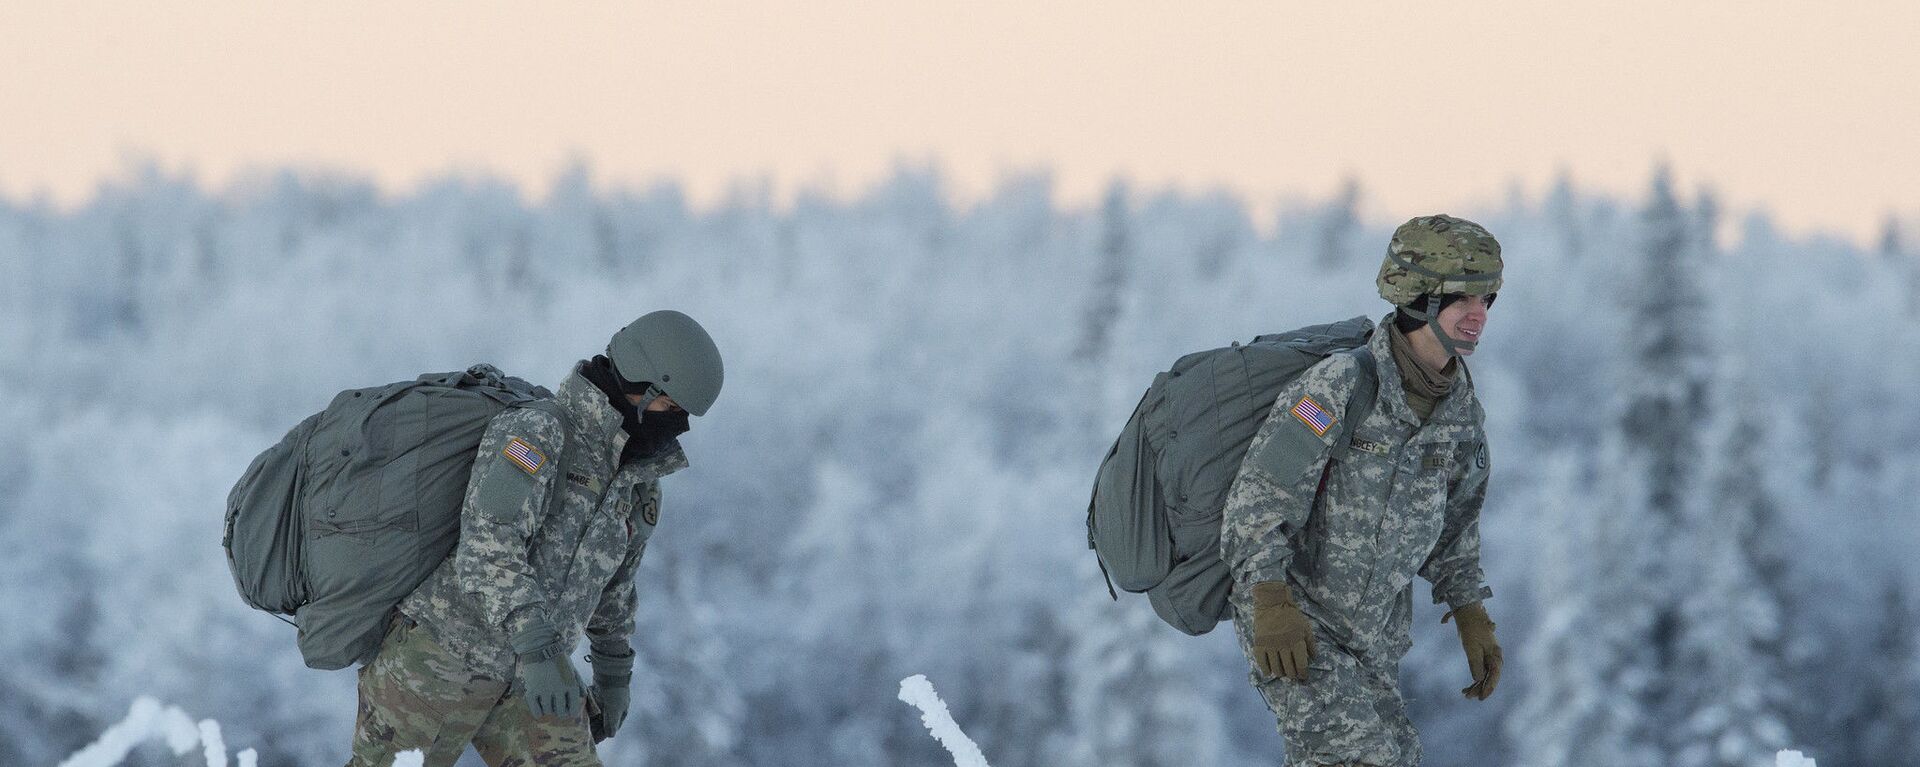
[1290,395,1335,437]
[503,437,547,475]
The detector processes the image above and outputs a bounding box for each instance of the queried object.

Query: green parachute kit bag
[224,364,561,670]
[1087,317,1378,635]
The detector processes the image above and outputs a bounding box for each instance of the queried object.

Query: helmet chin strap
[1401,296,1476,358]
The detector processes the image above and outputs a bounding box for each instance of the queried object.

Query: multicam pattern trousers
[346,616,600,767]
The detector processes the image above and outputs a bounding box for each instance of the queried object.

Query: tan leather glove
[1249,581,1316,681]
[1444,602,1502,699]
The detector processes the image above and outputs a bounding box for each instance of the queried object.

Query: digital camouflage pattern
[1230,585,1418,767]
[1375,214,1503,306]
[399,366,685,680]
[1220,323,1492,766]
[347,617,599,767]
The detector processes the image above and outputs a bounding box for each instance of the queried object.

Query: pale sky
[2,1,1915,243]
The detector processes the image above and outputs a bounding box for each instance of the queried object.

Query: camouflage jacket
[1221,322,1493,660]
[400,366,688,679]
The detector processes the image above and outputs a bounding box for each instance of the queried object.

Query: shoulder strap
[1329,344,1380,460]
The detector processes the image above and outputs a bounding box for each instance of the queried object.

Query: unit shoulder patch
[503,436,547,475]
[1290,395,1336,437]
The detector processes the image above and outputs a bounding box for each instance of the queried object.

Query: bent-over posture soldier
[348,310,724,767]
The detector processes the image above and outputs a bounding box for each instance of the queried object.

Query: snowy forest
[1,162,1915,767]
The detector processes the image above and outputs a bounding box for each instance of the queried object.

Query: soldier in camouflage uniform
[347,310,725,767]
[1220,216,1505,766]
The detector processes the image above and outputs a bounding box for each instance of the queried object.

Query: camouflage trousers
[346,616,600,767]
[1230,591,1420,767]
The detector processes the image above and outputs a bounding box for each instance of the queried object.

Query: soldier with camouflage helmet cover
[1220,215,1504,766]
[347,310,724,767]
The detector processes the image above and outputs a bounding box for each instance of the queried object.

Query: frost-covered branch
[898,674,990,767]
[56,697,257,767]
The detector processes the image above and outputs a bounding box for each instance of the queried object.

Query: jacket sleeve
[1220,355,1359,587]
[1419,440,1495,609]
[452,407,565,638]
[587,481,659,657]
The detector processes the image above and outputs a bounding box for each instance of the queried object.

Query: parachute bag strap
[1330,345,1380,460]
[340,380,429,467]
[1093,496,1119,601]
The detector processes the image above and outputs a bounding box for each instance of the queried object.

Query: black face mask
[624,407,689,463]
[582,356,685,462]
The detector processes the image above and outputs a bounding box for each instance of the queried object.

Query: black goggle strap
[608,358,662,398]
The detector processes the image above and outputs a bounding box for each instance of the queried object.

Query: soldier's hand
[589,648,635,739]
[1444,601,1501,700]
[1249,581,1316,682]
[519,653,589,717]
[511,621,588,718]
[591,683,630,737]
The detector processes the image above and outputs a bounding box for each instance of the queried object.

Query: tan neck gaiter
[1389,323,1455,421]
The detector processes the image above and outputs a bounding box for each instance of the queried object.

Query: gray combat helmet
[607,310,724,416]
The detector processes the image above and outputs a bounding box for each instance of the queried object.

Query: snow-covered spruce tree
[0,412,111,765]
[1057,182,1228,767]
[609,542,750,767]
[1621,168,1720,763]
[1314,176,1362,270]
[1073,182,1131,365]
[1892,215,1920,316]
[1837,580,1920,767]
[1878,214,1902,262]
[1669,377,1793,766]
[1659,190,1798,766]
[1522,167,1717,767]
[1507,454,1627,766]
[1062,594,1224,767]
[1545,172,1586,265]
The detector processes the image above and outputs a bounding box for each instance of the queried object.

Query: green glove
[512,621,588,718]
[588,648,635,740]
[1444,601,1502,700]
[1249,581,1316,682]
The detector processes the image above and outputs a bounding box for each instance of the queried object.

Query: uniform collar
[618,442,690,486]
[555,367,628,452]
[1369,315,1478,428]
[558,366,694,482]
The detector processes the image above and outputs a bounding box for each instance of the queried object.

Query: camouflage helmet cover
[1376,214,1504,306]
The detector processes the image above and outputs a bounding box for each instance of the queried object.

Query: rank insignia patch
[1291,395,1335,437]
[504,437,547,475]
